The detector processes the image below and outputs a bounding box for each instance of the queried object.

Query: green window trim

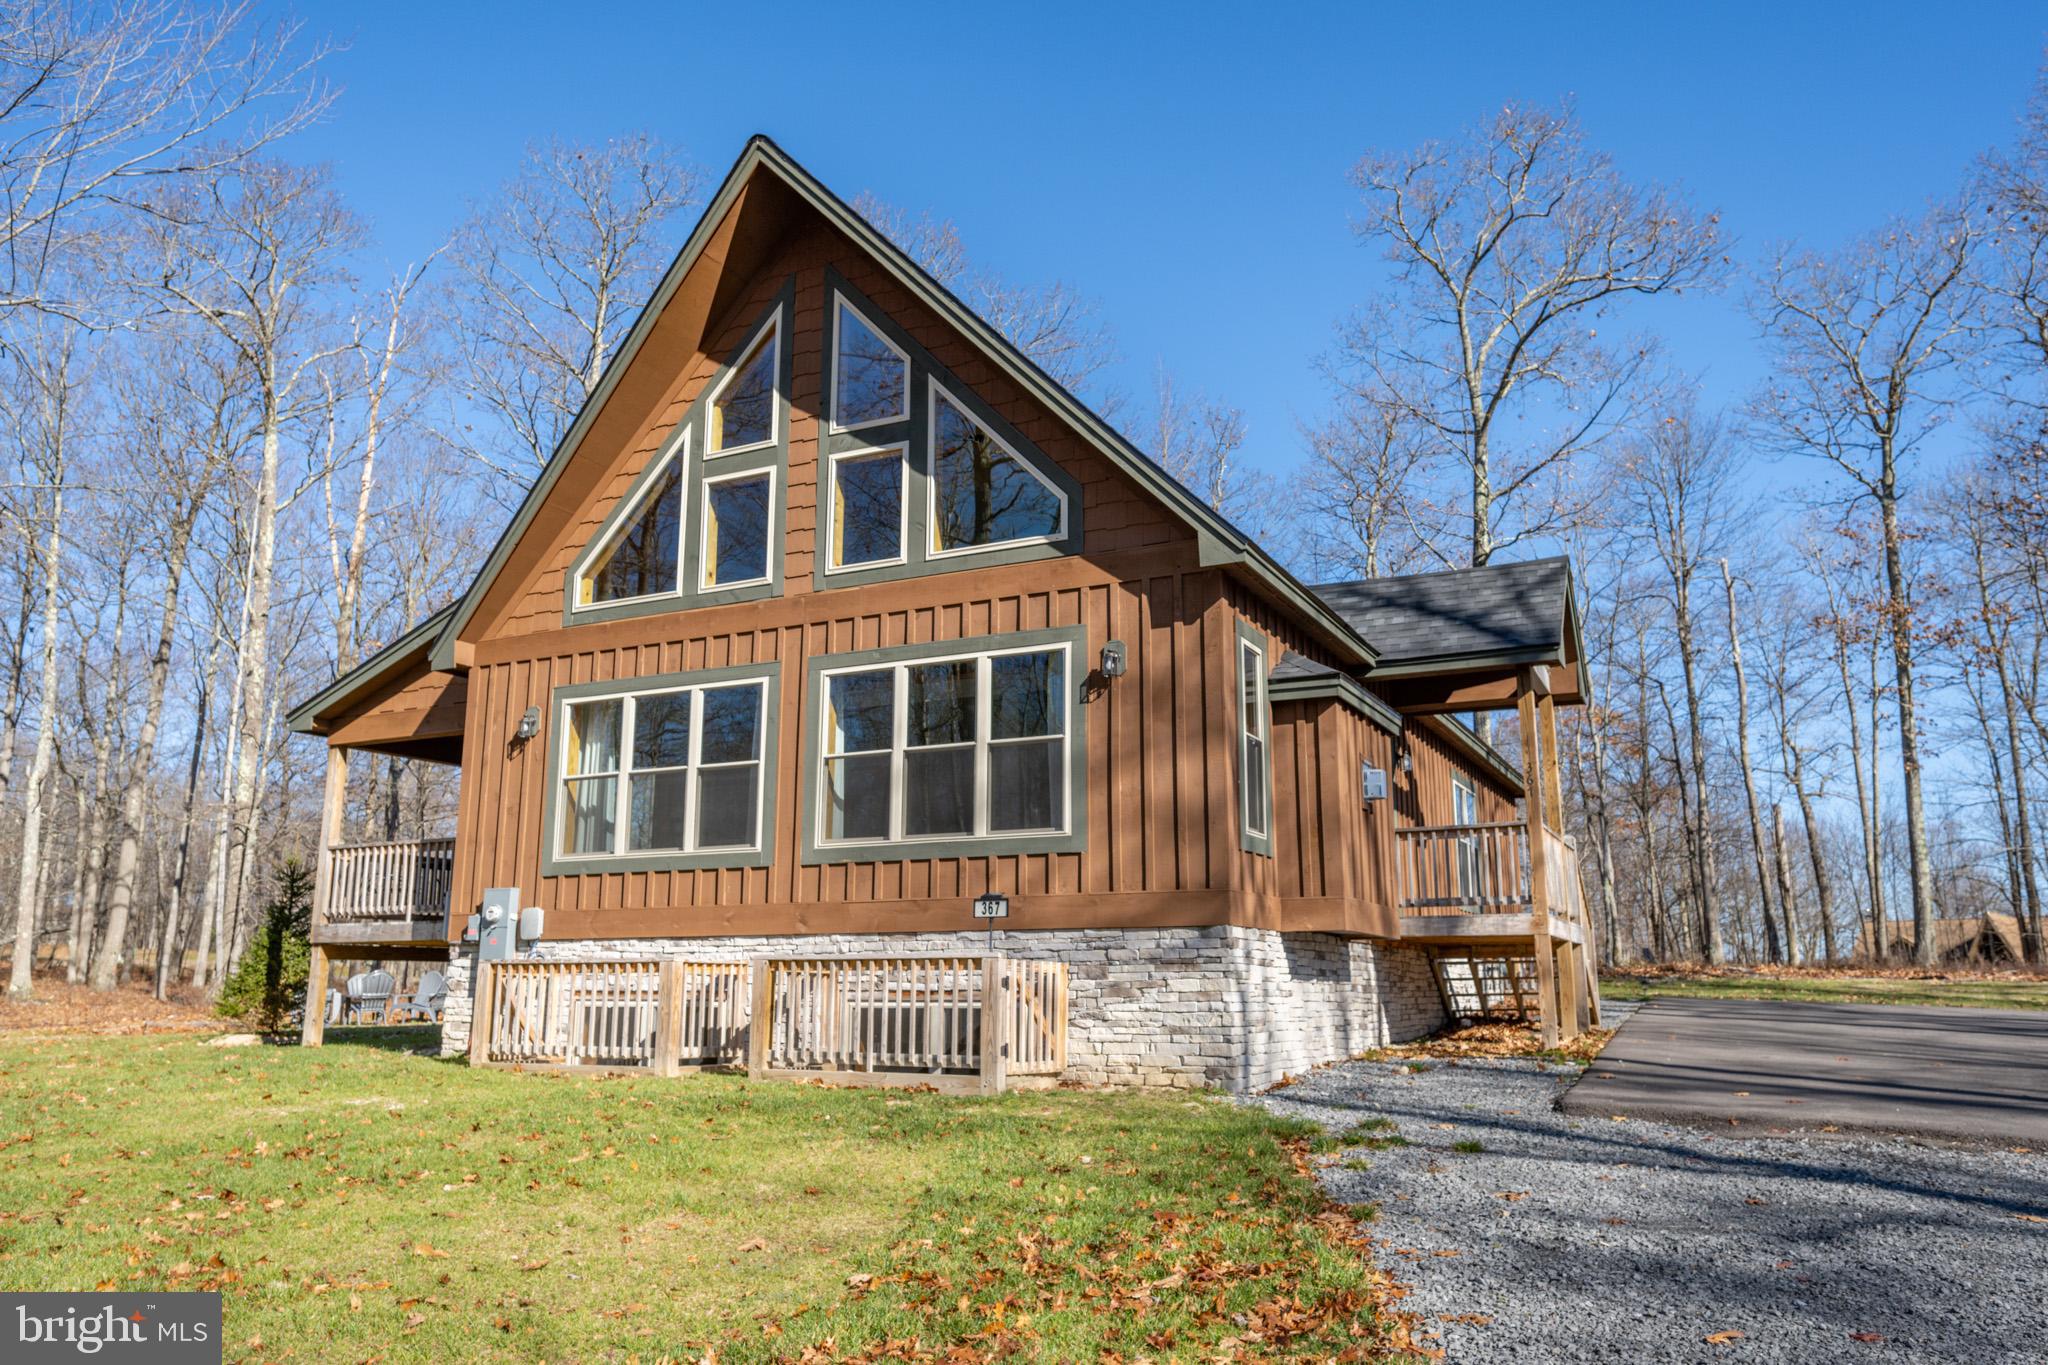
[813,268,1083,593]
[539,661,783,877]
[798,625,1091,865]
[562,279,795,627]
[1236,621,1273,858]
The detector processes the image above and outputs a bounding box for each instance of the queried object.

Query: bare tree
[1341,100,1722,565]
[442,135,701,493]
[142,156,361,984]
[4,324,84,997]
[1752,199,1979,964]
[0,1,327,317]
[1721,558,1786,962]
[1298,362,1434,577]
[852,192,1118,400]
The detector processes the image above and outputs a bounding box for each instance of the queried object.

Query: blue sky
[266,1,2044,487]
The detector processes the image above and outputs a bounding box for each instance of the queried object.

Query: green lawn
[1600,971,2048,1011]
[0,1029,1412,1363]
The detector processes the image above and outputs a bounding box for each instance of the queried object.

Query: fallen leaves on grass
[0,973,218,1036]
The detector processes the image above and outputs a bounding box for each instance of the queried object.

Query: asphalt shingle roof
[1310,557,1572,668]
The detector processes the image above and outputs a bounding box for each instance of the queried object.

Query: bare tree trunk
[1972,527,2045,962]
[1771,803,1800,962]
[156,631,220,999]
[66,576,126,982]
[1785,735,1839,964]
[1721,561,1784,962]
[7,464,64,999]
[91,506,199,988]
[1876,497,1939,966]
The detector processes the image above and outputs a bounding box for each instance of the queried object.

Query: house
[285,136,1599,1092]
[1858,914,2028,965]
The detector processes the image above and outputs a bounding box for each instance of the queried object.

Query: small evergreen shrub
[216,857,315,1032]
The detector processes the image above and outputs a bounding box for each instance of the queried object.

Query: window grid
[556,680,767,862]
[819,644,1069,849]
[829,293,910,433]
[699,465,776,590]
[707,312,781,457]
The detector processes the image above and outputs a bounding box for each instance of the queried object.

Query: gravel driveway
[1258,1031,2048,1363]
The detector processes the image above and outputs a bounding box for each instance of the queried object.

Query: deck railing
[467,954,1067,1094]
[322,836,455,924]
[1395,821,1588,931]
[471,959,750,1073]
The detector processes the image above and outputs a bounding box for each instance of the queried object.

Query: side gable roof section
[1312,556,1587,695]
[426,134,1379,673]
[1268,653,1403,735]
[286,601,458,735]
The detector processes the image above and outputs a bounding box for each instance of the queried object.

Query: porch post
[301,745,348,1047]
[1517,671,1560,1049]
[1538,689,1598,1034]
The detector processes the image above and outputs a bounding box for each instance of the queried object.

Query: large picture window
[819,643,1069,848]
[556,678,768,860]
[1238,633,1270,849]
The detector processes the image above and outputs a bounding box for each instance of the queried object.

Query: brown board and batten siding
[447,219,1290,941]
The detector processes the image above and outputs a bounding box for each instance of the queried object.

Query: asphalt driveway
[1561,996,2048,1145]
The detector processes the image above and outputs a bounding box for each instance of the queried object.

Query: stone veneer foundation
[441,926,1446,1093]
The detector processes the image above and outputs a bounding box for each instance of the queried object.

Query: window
[928,382,1065,556]
[820,644,1069,847]
[577,442,685,607]
[555,679,768,860]
[701,468,773,588]
[827,445,906,570]
[1238,635,1270,845]
[831,296,907,430]
[1452,771,1481,898]
[708,315,778,454]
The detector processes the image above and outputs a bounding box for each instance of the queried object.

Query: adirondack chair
[346,970,396,1024]
[394,970,447,1023]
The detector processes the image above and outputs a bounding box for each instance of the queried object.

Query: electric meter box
[478,887,521,963]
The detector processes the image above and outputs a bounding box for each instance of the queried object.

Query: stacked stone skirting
[440,926,1446,1093]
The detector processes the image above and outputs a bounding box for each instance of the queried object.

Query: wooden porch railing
[471,959,750,1073]
[321,836,455,924]
[467,954,1067,1094]
[1395,821,1589,933]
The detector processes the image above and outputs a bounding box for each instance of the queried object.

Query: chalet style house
[286,137,1599,1092]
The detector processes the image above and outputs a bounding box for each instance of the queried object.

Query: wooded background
[4,3,2045,1002]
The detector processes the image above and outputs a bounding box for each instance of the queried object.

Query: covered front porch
[284,607,467,1045]
[1315,558,1602,1047]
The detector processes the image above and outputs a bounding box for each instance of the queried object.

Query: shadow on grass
[314,1024,444,1055]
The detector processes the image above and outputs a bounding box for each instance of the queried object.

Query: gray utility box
[478,887,521,963]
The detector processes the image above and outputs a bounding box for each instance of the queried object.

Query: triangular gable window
[709,314,778,454]
[832,296,908,430]
[577,439,685,606]
[928,381,1066,556]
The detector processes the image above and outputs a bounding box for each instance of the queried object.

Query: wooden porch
[1388,664,1603,1046]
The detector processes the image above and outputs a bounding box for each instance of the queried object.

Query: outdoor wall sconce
[515,706,541,741]
[1100,640,1127,679]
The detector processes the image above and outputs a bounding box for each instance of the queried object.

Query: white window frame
[1239,635,1270,842]
[829,293,910,433]
[1452,770,1481,897]
[824,442,909,574]
[698,463,777,591]
[924,377,1069,560]
[568,427,690,613]
[553,678,770,863]
[705,310,781,458]
[815,640,1073,849]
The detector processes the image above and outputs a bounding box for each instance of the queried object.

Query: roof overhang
[1268,669,1404,735]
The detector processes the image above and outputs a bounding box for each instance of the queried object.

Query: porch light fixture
[1100,640,1127,679]
[516,706,541,741]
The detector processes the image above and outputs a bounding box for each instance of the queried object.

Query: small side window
[701,469,773,588]
[828,445,906,570]
[1238,635,1270,847]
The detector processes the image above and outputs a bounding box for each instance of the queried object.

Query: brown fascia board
[286,602,458,736]
[426,134,1378,674]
